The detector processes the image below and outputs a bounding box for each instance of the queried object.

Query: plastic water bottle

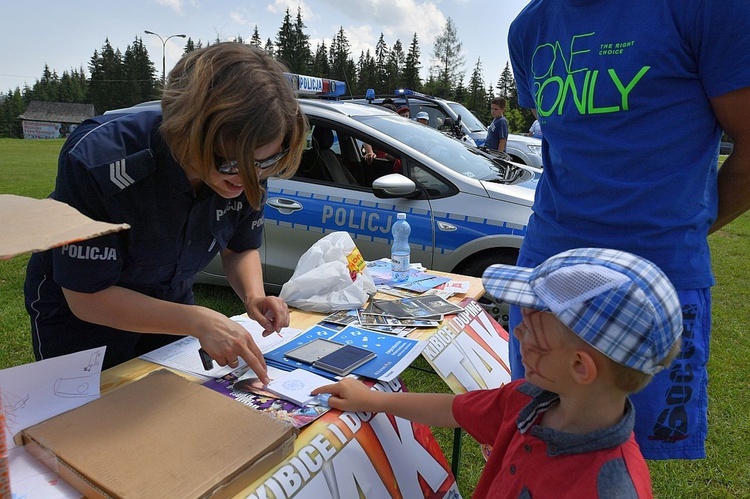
[391,212,411,282]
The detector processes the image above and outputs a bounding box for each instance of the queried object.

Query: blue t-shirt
[485,116,508,151]
[509,0,750,289]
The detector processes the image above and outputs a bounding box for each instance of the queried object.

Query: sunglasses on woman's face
[214,146,290,175]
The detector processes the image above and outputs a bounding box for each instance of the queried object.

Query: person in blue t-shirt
[485,97,508,152]
[506,0,750,460]
[528,119,542,139]
[24,43,308,380]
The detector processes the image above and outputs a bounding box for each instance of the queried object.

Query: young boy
[313,248,683,498]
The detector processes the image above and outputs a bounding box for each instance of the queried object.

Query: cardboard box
[21,369,296,498]
[0,194,129,259]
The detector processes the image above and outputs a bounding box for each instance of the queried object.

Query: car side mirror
[372,173,418,198]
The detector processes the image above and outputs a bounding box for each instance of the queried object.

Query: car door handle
[266,197,303,215]
[437,221,457,231]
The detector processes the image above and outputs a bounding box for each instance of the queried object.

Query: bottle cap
[397,212,406,219]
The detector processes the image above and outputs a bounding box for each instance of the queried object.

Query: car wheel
[454,250,518,331]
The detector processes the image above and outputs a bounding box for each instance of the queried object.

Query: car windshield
[447,102,486,133]
[356,114,533,185]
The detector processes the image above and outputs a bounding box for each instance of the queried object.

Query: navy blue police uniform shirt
[24,109,265,366]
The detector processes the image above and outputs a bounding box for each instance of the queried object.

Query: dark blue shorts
[507,256,709,460]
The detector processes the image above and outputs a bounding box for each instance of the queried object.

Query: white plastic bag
[280,231,376,312]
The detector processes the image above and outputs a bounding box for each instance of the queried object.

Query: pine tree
[264,38,275,56]
[88,39,127,113]
[58,69,88,103]
[496,62,516,102]
[430,18,464,97]
[356,50,378,94]
[123,37,158,104]
[250,26,263,48]
[290,6,311,74]
[374,33,388,93]
[275,8,295,70]
[311,42,330,77]
[387,39,405,92]
[329,27,356,85]
[0,88,25,137]
[402,34,422,90]
[467,58,488,122]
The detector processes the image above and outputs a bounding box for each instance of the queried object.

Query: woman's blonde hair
[160,42,307,209]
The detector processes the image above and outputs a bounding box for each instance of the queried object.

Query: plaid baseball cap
[482,248,682,375]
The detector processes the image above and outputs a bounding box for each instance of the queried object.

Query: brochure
[263,369,334,407]
[202,366,330,429]
[372,294,465,319]
[263,324,427,383]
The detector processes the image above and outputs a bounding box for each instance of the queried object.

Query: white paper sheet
[139,316,303,379]
[0,347,105,449]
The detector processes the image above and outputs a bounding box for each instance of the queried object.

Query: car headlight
[527,144,542,155]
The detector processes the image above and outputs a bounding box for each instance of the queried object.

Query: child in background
[313,247,682,498]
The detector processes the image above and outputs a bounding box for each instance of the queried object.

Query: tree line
[0,7,530,139]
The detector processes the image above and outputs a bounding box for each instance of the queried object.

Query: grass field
[1,138,748,497]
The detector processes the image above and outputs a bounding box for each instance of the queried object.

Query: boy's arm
[312,378,459,428]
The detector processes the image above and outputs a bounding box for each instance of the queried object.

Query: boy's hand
[311,378,376,412]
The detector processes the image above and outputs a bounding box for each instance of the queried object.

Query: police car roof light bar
[284,73,346,98]
[394,88,434,99]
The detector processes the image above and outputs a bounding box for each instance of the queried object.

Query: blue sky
[0,0,531,94]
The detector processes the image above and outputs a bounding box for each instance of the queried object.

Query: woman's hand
[245,295,289,336]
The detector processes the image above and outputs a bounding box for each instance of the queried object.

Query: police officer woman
[24,43,307,382]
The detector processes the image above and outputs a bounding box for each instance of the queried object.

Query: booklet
[372,294,465,319]
[263,324,427,383]
[202,366,330,429]
[263,369,334,407]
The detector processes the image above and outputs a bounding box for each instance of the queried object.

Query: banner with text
[421,298,511,394]
[241,377,460,498]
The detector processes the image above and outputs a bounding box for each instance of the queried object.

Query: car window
[412,165,453,196]
[294,122,404,190]
[355,114,530,184]
[447,102,486,133]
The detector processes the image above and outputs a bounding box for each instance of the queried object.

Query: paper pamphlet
[202,366,330,428]
[264,324,426,383]
[263,369,333,407]
[139,316,303,379]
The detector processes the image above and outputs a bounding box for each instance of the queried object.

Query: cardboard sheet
[0,194,129,259]
[21,369,296,498]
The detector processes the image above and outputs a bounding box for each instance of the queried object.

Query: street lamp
[144,30,186,85]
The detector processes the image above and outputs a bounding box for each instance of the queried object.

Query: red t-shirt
[453,380,653,498]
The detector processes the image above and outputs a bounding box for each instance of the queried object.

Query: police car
[109,74,537,323]
[345,88,543,168]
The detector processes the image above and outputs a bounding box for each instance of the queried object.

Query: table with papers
[24,270,511,498]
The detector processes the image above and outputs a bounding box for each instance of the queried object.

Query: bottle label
[391,254,410,272]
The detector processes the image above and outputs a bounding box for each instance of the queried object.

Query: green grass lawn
[1,138,748,497]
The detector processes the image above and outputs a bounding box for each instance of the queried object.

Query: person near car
[23,42,308,378]
[312,247,683,498]
[397,105,411,118]
[528,119,542,139]
[507,0,750,460]
[415,111,430,125]
[485,97,508,152]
